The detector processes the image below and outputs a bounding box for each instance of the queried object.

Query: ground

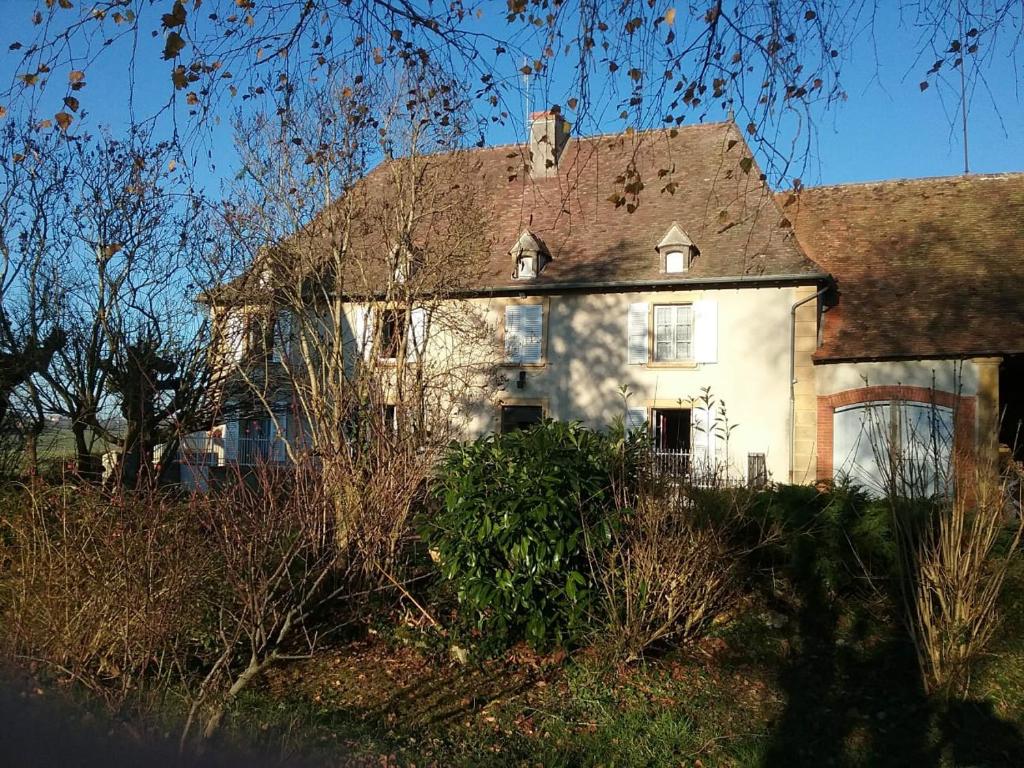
[217,573,1024,767]
[4,554,1023,767]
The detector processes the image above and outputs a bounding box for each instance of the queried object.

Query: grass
[206,567,1024,768]
[6,571,1023,766]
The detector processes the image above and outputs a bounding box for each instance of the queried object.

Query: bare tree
[0,122,68,473]
[206,65,498,581]
[7,1,1015,190]
[20,132,217,483]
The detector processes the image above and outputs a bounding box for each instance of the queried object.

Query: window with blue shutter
[625,407,648,433]
[505,304,543,364]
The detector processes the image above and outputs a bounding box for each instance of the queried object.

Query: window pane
[653,304,693,361]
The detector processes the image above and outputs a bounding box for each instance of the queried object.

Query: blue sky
[2,0,1021,190]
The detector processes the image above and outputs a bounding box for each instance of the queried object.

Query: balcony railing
[652,449,691,479]
[237,436,278,466]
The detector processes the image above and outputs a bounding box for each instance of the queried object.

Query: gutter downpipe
[789,284,831,483]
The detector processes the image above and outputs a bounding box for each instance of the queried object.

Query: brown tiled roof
[279,121,823,297]
[782,173,1024,362]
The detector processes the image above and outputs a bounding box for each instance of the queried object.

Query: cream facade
[363,282,824,486]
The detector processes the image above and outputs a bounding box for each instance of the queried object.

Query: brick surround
[816,385,976,481]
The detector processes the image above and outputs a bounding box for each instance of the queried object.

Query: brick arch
[816,385,976,481]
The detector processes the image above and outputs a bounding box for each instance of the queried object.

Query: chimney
[528,111,569,178]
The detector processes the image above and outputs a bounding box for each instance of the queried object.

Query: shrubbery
[425,420,627,649]
[744,483,897,598]
[426,421,909,658]
[596,482,748,660]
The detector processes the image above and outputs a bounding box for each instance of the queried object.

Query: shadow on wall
[541,278,792,437]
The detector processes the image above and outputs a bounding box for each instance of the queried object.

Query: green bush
[746,483,896,598]
[425,420,624,650]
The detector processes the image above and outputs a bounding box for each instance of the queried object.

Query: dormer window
[664,251,687,274]
[517,253,537,279]
[656,222,698,274]
[510,230,548,280]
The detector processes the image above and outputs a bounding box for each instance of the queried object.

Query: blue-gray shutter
[625,407,648,433]
[505,304,543,364]
[627,302,648,364]
[408,307,427,361]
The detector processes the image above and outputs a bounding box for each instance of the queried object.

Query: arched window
[833,400,954,498]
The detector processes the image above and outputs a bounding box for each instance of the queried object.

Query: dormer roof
[509,229,547,257]
[656,222,696,253]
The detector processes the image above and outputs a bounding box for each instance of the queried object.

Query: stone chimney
[528,110,569,178]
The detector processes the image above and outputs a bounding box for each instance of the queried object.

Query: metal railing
[237,436,277,466]
[652,449,691,479]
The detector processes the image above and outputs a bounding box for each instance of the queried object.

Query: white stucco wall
[198,286,818,486]
[457,285,810,484]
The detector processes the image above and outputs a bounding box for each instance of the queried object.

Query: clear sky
[1,0,1021,190]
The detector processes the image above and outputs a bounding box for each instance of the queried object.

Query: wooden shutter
[691,406,713,464]
[225,312,245,362]
[520,304,543,363]
[273,412,289,462]
[504,305,522,362]
[694,299,718,363]
[627,302,649,364]
[408,307,427,361]
[223,417,239,465]
[625,407,648,433]
[505,304,543,364]
[354,306,374,360]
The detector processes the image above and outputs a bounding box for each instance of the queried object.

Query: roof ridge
[394,120,736,160]
[791,171,1024,194]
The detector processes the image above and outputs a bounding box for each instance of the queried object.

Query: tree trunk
[71,419,100,480]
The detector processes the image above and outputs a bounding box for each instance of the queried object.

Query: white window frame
[652,303,694,363]
[516,254,536,279]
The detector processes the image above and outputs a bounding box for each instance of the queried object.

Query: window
[504,304,544,364]
[378,309,407,360]
[652,408,691,478]
[664,250,687,273]
[653,304,694,362]
[500,404,543,433]
[833,400,954,498]
[516,254,536,279]
[652,408,691,451]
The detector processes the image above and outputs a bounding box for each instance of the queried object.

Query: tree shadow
[759,535,1024,768]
